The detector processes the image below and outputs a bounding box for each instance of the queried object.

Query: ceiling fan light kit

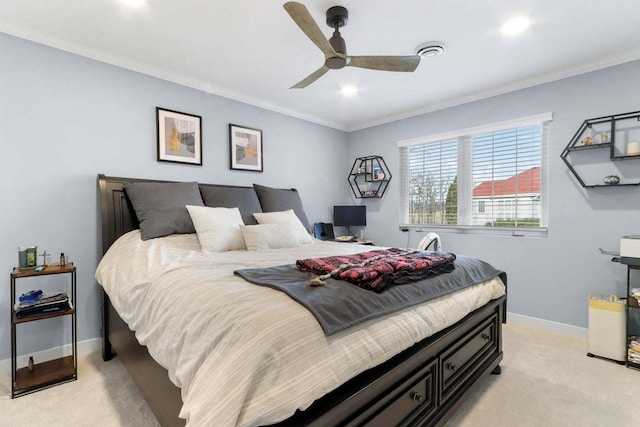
[283,2,421,88]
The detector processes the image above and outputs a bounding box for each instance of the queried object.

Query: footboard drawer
[351,359,438,426]
[440,313,498,403]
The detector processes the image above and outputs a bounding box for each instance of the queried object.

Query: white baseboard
[0,338,101,375]
[507,312,588,340]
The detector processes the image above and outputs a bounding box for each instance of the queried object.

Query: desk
[356,240,374,246]
[332,239,374,246]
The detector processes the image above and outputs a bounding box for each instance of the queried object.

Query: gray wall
[346,59,640,328]
[0,33,349,361]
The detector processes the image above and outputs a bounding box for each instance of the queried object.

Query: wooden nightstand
[10,264,77,398]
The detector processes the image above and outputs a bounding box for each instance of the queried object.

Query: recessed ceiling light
[501,16,531,36]
[340,85,358,97]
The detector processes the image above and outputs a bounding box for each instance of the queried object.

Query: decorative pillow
[253,209,314,245]
[124,181,204,240]
[240,223,300,251]
[199,185,262,225]
[253,184,311,231]
[186,205,246,252]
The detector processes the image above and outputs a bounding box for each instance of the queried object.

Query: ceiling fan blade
[283,2,336,57]
[290,65,330,89]
[348,55,421,72]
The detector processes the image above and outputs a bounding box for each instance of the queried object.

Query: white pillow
[252,209,314,245]
[186,205,245,252]
[240,224,300,251]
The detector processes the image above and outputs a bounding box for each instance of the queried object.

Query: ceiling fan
[283,2,421,89]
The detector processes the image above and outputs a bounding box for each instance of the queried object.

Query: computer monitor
[333,205,366,236]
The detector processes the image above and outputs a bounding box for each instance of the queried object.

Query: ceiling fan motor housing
[326,6,349,65]
[326,56,348,69]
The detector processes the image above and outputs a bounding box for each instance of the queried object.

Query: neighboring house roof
[473,166,541,197]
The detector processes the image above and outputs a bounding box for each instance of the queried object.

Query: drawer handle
[411,392,425,404]
[481,333,491,341]
[446,362,457,372]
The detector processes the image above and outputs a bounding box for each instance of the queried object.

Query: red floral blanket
[296,248,456,292]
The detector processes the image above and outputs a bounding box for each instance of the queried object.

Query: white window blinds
[398,113,551,231]
[402,139,458,225]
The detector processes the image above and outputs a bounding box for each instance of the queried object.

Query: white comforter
[95,231,505,427]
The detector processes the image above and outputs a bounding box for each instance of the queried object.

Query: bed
[96,174,506,427]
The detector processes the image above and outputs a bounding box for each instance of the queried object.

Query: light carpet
[1,323,638,426]
[445,322,638,427]
[0,351,159,427]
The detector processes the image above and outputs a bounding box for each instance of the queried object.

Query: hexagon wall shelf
[348,155,391,198]
[561,110,640,188]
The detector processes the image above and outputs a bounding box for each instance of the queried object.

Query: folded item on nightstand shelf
[14,292,70,318]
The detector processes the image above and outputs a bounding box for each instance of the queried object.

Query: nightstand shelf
[10,264,77,398]
[14,355,76,392]
[12,307,75,324]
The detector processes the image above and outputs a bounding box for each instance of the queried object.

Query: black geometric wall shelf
[561,110,640,188]
[348,155,391,198]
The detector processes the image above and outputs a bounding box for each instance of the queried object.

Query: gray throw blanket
[234,255,505,336]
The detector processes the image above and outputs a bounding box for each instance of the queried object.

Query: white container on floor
[588,293,626,362]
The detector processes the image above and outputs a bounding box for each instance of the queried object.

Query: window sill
[399,224,548,238]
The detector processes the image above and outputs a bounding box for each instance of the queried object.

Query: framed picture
[157,107,202,165]
[229,124,263,172]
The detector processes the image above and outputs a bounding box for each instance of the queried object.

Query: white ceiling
[2,0,640,131]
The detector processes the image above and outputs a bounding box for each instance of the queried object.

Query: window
[403,139,458,225]
[398,113,551,234]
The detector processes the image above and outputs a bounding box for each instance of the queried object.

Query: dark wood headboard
[97,174,258,255]
[98,174,144,254]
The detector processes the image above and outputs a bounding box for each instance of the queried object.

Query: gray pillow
[199,185,262,225]
[124,181,204,240]
[253,184,311,231]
